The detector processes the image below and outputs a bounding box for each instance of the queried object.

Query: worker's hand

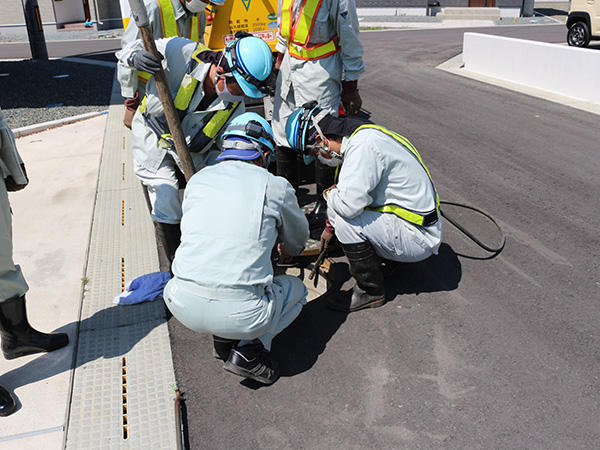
[340,80,362,116]
[130,50,162,74]
[320,218,335,253]
[322,184,336,201]
[4,164,28,192]
[278,243,293,265]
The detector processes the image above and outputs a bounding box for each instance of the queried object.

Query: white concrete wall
[463,32,600,105]
[53,0,85,23]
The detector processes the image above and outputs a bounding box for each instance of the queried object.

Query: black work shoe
[326,285,386,312]
[212,336,236,361]
[223,342,280,385]
[0,385,17,417]
[0,296,69,360]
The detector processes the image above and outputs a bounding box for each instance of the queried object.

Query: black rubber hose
[440,201,506,254]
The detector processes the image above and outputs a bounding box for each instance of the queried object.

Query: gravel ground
[0,59,115,129]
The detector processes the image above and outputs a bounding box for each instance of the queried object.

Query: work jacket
[116,0,207,99]
[120,37,244,173]
[0,108,26,184]
[275,0,365,107]
[327,126,443,252]
[172,160,309,299]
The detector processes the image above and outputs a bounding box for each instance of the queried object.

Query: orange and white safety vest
[279,0,340,60]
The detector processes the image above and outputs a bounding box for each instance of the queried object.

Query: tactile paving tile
[65,74,178,449]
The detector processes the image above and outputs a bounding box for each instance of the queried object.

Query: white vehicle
[567,0,600,47]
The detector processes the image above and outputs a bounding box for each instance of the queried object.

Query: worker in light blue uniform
[117,34,273,265]
[116,0,210,128]
[286,104,443,313]
[272,0,365,227]
[0,108,69,417]
[164,113,309,385]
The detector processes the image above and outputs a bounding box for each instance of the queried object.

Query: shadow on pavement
[271,243,461,378]
[1,304,162,404]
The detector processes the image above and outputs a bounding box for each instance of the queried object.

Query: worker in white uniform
[117,33,273,264]
[286,103,443,312]
[164,112,309,385]
[272,0,365,228]
[116,0,217,128]
[0,108,69,417]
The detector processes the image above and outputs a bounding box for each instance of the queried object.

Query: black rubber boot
[306,159,336,229]
[0,296,69,360]
[276,146,299,190]
[223,340,280,385]
[327,241,386,312]
[0,384,17,417]
[154,222,181,265]
[212,335,237,361]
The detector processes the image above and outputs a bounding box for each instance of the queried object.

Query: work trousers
[163,274,307,351]
[329,208,442,263]
[134,148,220,224]
[0,177,28,302]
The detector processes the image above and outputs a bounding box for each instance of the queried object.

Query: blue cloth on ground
[113,271,171,305]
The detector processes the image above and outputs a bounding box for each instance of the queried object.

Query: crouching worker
[285,103,443,313]
[163,113,310,385]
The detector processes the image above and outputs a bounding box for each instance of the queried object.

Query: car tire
[567,21,591,47]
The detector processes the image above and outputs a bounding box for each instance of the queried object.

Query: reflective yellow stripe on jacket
[138,0,202,83]
[351,125,441,227]
[280,0,340,60]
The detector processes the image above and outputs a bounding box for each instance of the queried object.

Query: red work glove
[340,80,362,116]
[123,92,140,129]
[124,91,140,112]
[4,164,28,192]
[320,218,335,253]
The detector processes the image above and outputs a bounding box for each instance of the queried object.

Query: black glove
[129,50,162,74]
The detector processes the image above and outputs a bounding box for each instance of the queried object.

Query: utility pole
[21,0,48,60]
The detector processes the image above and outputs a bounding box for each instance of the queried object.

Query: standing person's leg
[273,88,300,190]
[134,157,183,264]
[0,178,69,416]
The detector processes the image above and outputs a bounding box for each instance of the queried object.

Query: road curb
[12,110,108,138]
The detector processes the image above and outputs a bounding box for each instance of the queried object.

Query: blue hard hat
[218,112,275,161]
[285,102,325,164]
[224,35,273,99]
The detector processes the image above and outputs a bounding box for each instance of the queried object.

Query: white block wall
[463,32,600,105]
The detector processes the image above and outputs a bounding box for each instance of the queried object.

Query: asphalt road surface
[168,24,600,449]
[1,39,120,61]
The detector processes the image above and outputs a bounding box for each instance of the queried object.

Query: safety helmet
[223,33,273,98]
[217,112,275,162]
[285,102,330,164]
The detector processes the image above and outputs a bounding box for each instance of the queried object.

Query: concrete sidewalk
[0,72,177,448]
[0,115,106,448]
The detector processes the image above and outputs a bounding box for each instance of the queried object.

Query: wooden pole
[128,0,196,181]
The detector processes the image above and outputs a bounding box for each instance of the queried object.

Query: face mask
[185,0,207,13]
[317,154,342,167]
[215,76,244,103]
